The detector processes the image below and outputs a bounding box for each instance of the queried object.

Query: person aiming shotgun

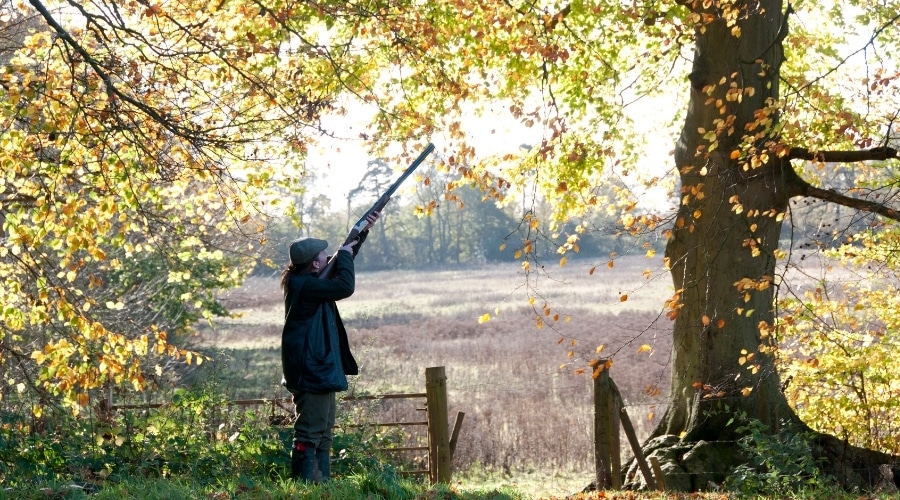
[279,144,434,482]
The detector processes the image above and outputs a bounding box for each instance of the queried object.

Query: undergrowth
[0,380,528,499]
[0,379,891,499]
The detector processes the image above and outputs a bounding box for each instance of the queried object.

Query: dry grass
[194,256,676,498]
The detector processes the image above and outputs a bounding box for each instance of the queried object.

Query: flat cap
[289,237,328,267]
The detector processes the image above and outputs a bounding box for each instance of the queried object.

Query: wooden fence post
[593,360,621,490]
[425,366,451,484]
[610,378,658,490]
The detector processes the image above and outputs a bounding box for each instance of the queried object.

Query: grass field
[191,256,676,498]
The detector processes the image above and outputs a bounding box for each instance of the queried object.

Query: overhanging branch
[802,184,900,222]
[28,0,227,148]
[784,147,900,222]
[788,146,898,163]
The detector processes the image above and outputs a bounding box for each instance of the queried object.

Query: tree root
[582,432,900,493]
[811,432,899,493]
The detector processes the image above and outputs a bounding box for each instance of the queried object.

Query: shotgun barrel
[318,143,435,279]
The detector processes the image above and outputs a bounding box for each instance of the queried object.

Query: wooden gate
[107,366,464,484]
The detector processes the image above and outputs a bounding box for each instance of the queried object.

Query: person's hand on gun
[362,210,381,231]
[339,211,381,253]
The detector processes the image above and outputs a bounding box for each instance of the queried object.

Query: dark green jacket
[281,236,366,393]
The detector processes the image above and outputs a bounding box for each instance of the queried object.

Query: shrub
[777,230,900,457]
[725,413,833,496]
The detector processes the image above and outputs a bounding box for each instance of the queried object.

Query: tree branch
[801,184,900,222]
[787,146,898,163]
[28,0,223,148]
[780,147,900,222]
[796,10,900,93]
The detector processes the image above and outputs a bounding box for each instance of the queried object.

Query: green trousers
[289,391,336,481]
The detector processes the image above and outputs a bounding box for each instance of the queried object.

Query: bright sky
[303,92,680,213]
[304,101,546,205]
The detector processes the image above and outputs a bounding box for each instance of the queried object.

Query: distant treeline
[255,182,668,275]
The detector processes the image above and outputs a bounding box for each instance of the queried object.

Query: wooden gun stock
[318,143,435,279]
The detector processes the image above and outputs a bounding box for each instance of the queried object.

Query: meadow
[192,256,676,498]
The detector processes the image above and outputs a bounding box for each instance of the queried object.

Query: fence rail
[106,366,463,484]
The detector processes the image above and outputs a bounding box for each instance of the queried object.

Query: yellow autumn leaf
[477,313,491,324]
[637,344,653,353]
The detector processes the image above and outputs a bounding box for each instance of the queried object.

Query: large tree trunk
[659,0,791,441]
[619,0,898,492]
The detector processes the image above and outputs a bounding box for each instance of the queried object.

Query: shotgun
[318,143,435,279]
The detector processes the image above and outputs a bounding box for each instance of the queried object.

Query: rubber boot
[290,442,316,482]
[315,448,331,482]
